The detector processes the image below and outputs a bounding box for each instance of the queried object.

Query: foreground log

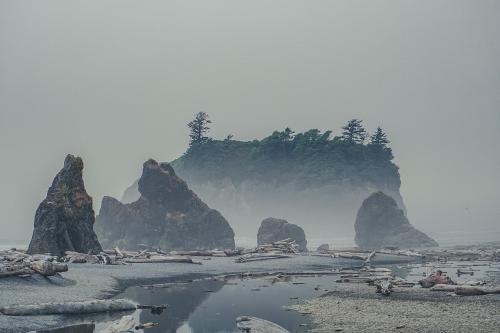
[30,261,68,276]
[236,316,290,333]
[0,299,136,316]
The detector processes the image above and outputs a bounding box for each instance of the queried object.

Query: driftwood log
[31,261,68,276]
[0,299,136,316]
[236,253,293,263]
[455,286,500,296]
[124,256,200,264]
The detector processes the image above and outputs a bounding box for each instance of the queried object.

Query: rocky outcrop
[354,191,438,249]
[257,218,307,251]
[27,155,102,256]
[96,159,235,251]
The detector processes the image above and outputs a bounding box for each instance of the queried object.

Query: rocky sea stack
[257,218,307,251]
[354,191,438,249]
[27,155,102,256]
[96,159,235,251]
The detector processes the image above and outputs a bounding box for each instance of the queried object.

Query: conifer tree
[187,112,211,146]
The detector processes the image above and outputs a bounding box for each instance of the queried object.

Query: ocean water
[0,240,27,251]
[2,229,499,252]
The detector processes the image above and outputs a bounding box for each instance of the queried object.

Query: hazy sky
[1,0,499,242]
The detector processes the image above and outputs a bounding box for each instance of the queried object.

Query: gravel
[290,282,500,333]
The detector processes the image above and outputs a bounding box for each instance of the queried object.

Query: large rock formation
[96,159,235,251]
[257,218,307,251]
[354,191,438,249]
[27,155,102,256]
[122,132,404,241]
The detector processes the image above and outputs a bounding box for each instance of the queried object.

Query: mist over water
[1,0,500,246]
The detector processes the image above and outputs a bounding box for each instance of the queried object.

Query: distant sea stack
[27,155,102,256]
[122,127,404,240]
[257,218,307,251]
[96,159,235,251]
[354,191,438,249]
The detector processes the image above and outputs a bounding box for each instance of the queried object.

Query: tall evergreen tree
[341,119,367,144]
[188,112,211,146]
[370,127,390,148]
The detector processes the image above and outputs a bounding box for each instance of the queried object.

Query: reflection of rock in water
[35,323,95,333]
[122,279,225,333]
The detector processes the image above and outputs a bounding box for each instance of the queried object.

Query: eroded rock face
[96,159,235,251]
[257,218,307,251]
[27,155,102,256]
[354,191,438,249]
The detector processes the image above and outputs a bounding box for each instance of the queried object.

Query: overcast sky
[1,0,499,242]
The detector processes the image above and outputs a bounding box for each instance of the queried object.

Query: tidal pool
[35,274,339,333]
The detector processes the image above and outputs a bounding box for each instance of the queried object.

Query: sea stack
[27,155,102,256]
[257,218,307,251]
[96,159,235,251]
[354,191,438,249]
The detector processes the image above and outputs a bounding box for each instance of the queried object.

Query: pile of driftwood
[64,247,202,265]
[236,239,300,263]
[0,249,67,278]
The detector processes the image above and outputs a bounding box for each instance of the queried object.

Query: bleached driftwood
[98,315,135,333]
[0,299,136,316]
[236,316,290,333]
[236,253,293,263]
[124,256,200,264]
[114,247,125,258]
[31,261,68,276]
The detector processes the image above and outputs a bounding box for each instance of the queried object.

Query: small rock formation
[354,191,438,249]
[27,155,102,256]
[257,218,307,251]
[96,159,235,251]
[317,244,330,252]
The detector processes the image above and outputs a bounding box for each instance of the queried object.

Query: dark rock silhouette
[355,191,438,249]
[96,159,235,251]
[27,155,102,256]
[257,218,307,251]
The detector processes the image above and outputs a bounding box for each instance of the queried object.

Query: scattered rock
[96,159,235,251]
[27,155,102,256]
[354,191,438,249]
[257,218,307,252]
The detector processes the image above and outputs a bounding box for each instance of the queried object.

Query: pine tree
[370,127,390,148]
[187,112,211,146]
[341,119,367,144]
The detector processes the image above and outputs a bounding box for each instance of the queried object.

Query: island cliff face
[27,155,102,256]
[96,159,235,251]
[354,191,438,249]
[122,130,404,240]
